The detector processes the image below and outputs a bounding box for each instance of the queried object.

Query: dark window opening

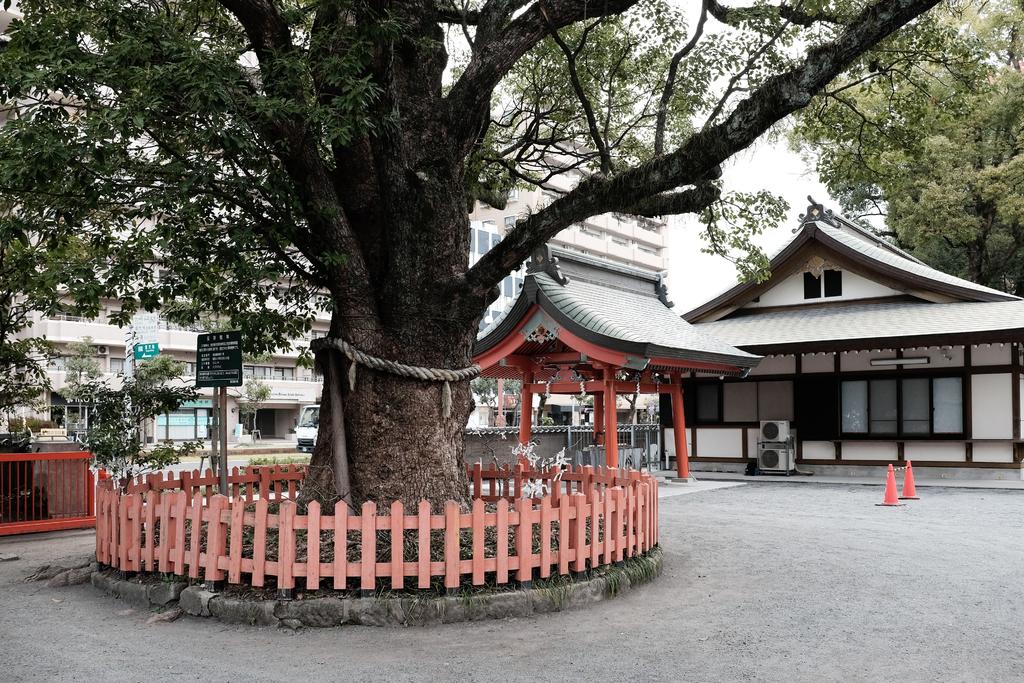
[823,269,843,297]
[695,384,722,423]
[803,272,821,299]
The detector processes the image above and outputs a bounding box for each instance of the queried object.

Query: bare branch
[655,0,710,155]
[445,0,641,155]
[542,15,613,174]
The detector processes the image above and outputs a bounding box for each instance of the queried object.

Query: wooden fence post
[416,500,430,589]
[515,497,533,586]
[496,499,509,585]
[228,497,245,584]
[333,501,349,591]
[204,494,228,585]
[157,490,171,572]
[390,500,404,592]
[278,500,296,597]
[308,501,322,591]
[539,495,552,579]
[443,500,460,593]
[252,498,268,587]
[360,501,376,596]
[172,491,187,575]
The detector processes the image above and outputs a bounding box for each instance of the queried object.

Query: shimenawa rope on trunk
[310,337,482,417]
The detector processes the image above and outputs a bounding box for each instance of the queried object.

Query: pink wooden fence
[95,464,659,591]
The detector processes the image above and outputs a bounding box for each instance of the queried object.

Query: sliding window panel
[901,378,930,434]
[869,379,898,434]
[841,381,868,434]
[933,377,964,434]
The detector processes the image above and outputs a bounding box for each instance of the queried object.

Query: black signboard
[196,331,243,388]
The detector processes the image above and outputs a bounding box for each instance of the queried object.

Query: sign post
[196,332,243,495]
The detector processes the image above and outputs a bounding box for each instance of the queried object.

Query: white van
[295,404,319,453]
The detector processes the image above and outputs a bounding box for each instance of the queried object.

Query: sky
[664,137,832,312]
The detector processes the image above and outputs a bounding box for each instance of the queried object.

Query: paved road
[2,483,1022,682]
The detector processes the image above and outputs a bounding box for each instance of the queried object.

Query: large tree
[792,1,1024,292]
[0,0,944,507]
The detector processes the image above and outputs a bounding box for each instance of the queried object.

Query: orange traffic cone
[900,460,920,500]
[876,464,904,507]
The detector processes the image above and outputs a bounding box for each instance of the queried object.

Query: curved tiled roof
[816,223,1014,301]
[695,299,1024,352]
[474,248,760,369]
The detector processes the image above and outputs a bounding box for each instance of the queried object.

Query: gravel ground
[2,483,1022,682]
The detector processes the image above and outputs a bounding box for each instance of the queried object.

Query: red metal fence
[0,451,95,536]
[96,463,660,592]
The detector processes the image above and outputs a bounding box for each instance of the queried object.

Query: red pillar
[592,392,604,444]
[518,375,533,445]
[496,378,506,427]
[604,368,619,468]
[671,377,690,479]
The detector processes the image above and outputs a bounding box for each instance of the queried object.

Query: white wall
[802,441,836,459]
[749,354,795,376]
[801,353,835,373]
[902,346,965,369]
[971,374,1012,439]
[972,443,1014,463]
[971,344,1012,366]
[842,442,898,460]
[663,427,693,458]
[840,349,898,372]
[904,442,965,462]
[744,269,900,309]
[695,428,744,458]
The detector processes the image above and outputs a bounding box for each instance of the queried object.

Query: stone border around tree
[89,547,662,628]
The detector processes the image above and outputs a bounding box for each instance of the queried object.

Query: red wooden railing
[0,451,95,536]
[95,463,659,591]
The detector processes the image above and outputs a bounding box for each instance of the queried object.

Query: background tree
[237,378,272,433]
[84,354,198,485]
[791,1,1024,292]
[63,337,103,400]
[0,210,96,421]
[0,0,945,507]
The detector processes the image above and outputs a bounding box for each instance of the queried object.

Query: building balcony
[632,248,666,270]
[606,240,634,261]
[632,224,665,248]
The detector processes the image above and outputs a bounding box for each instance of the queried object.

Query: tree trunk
[304,321,477,511]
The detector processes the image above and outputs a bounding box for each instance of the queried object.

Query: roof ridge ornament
[526,245,569,285]
[656,273,674,308]
[798,195,838,229]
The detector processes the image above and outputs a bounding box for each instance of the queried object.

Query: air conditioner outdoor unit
[95,345,109,356]
[757,444,794,473]
[759,420,790,442]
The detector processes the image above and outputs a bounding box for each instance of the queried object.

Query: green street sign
[196,331,243,388]
[133,342,159,360]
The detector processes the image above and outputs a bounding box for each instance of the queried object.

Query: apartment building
[30,303,327,443]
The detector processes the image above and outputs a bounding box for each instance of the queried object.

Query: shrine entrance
[472,247,760,478]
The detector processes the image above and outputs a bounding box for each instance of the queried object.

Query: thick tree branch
[707,0,843,28]
[464,0,940,294]
[215,0,376,322]
[625,185,723,218]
